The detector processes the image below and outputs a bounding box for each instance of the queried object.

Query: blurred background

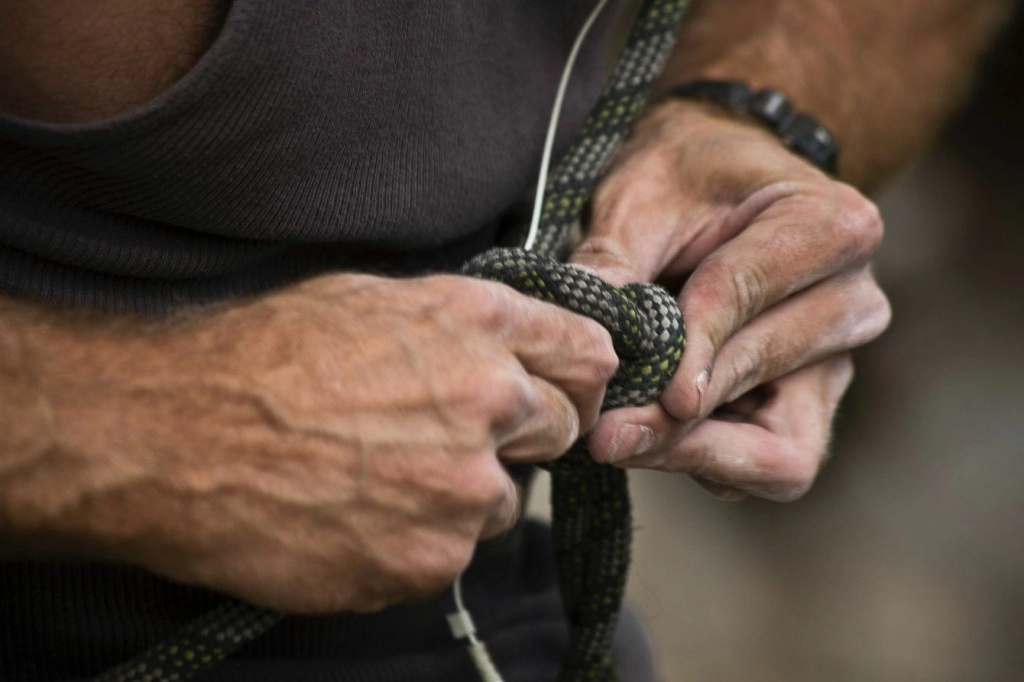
[532,7,1024,681]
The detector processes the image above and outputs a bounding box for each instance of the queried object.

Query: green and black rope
[93,1,690,681]
[462,251,686,681]
[464,6,690,677]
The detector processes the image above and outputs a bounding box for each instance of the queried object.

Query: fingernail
[698,480,748,503]
[607,424,656,463]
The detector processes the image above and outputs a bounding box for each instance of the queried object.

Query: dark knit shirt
[0,0,629,680]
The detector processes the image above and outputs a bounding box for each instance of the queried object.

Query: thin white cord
[524,0,613,252]
[448,573,504,682]
[447,6,613,680]
[451,573,480,646]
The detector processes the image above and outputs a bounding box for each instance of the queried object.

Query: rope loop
[464,247,686,682]
[462,247,685,413]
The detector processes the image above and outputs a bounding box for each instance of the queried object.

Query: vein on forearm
[0,309,60,539]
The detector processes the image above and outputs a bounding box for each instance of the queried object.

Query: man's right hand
[0,274,617,614]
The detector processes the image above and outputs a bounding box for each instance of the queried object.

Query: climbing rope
[464,4,689,678]
[93,1,690,680]
[462,252,685,681]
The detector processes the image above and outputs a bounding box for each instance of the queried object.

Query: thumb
[568,234,659,287]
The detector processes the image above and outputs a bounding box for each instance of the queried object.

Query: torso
[0,0,230,123]
[0,1,627,677]
[0,0,623,314]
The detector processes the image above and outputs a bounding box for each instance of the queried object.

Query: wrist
[653,0,857,176]
[639,98,776,140]
[661,80,838,173]
[635,98,823,175]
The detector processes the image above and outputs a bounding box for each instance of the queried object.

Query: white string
[447,5,614,679]
[449,573,504,682]
[524,0,613,252]
[451,573,480,646]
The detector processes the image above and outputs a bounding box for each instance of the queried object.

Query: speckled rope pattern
[94,602,280,682]
[93,1,689,680]
[462,1,690,679]
[461,250,686,681]
[532,0,691,262]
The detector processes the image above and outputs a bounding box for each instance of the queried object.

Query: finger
[567,165,701,287]
[565,113,808,287]
[584,274,874,459]
[693,479,748,503]
[710,385,769,421]
[587,399,673,466]
[690,387,770,502]
[685,266,889,416]
[479,475,524,540]
[586,401,748,503]
[612,355,855,502]
[668,184,883,420]
[568,233,669,289]
[496,375,586,464]
[565,179,774,287]
[620,267,884,440]
[466,281,619,432]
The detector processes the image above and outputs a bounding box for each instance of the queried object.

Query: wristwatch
[666,80,839,174]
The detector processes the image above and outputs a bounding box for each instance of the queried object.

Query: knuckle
[579,319,619,382]
[683,257,742,347]
[692,252,772,325]
[832,185,885,259]
[453,461,509,513]
[688,255,730,305]
[551,399,582,454]
[849,273,892,343]
[728,259,771,320]
[471,364,532,423]
[768,446,822,502]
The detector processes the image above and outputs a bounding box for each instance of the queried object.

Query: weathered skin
[0,0,1013,609]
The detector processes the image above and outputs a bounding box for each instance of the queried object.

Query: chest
[0,0,230,123]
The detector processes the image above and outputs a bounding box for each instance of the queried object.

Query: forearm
[0,298,153,558]
[657,0,1014,188]
[0,302,59,551]
[0,273,616,612]
[0,295,237,559]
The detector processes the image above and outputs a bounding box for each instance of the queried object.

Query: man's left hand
[569,100,891,503]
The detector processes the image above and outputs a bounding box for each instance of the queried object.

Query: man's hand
[569,101,891,502]
[0,274,616,613]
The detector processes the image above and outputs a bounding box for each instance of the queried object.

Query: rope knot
[462,247,685,412]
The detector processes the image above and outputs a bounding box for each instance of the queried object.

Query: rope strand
[92,2,691,680]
